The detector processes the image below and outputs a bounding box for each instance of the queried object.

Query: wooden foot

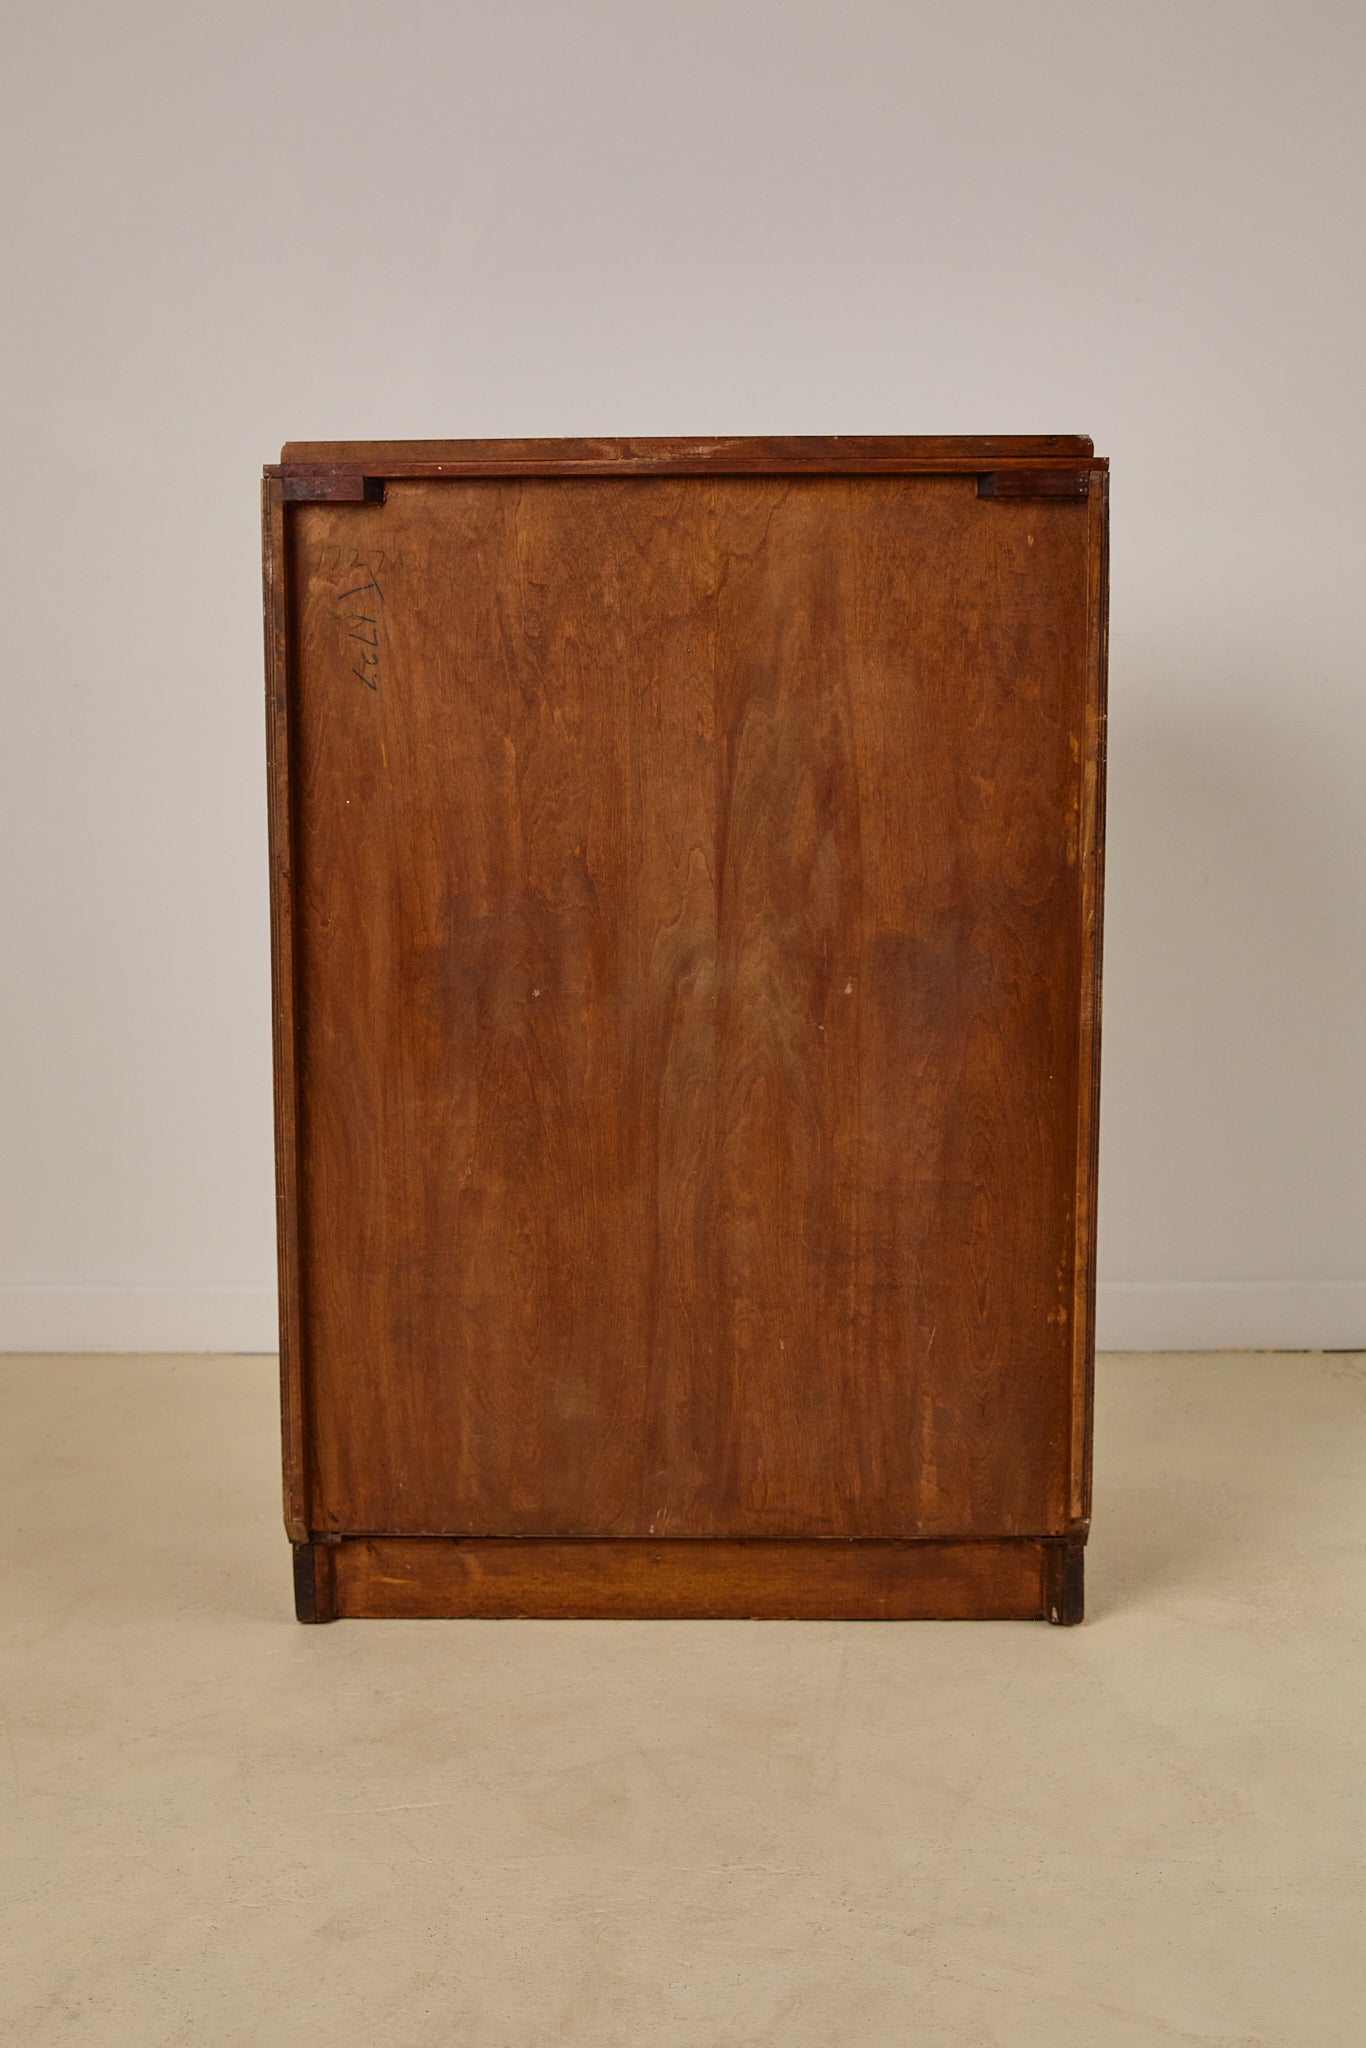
[292,1541,337,1623]
[1043,1538,1085,1625]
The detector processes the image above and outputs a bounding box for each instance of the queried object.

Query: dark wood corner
[292,1541,338,1624]
[978,470,1092,500]
[1043,1539,1086,1626]
[277,468,385,504]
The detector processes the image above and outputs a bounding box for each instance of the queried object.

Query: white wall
[2,1,1363,1353]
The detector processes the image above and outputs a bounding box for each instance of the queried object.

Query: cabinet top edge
[272,434,1104,476]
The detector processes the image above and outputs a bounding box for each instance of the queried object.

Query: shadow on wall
[1097,649,1366,1295]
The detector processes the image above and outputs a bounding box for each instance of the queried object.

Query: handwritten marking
[314,545,406,576]
[339,568,383,690]
[314,549,405,694]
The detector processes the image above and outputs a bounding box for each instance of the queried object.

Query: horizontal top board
[272,435,1103,479]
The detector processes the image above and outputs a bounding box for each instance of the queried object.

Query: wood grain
[323,1535,1056,1621]
[274,465,1103,1566]
[1071,473,1110,1526]
[274,435,1102,480]
[262,476,307,1542]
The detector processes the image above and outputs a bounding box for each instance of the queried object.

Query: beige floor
[1,1355,1363,2047]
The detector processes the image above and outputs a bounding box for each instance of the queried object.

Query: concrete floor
[1,1354,1363,2046]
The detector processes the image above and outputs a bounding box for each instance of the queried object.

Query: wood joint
[978,470,1090,501]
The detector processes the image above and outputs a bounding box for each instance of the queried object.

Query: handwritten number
[325,552,397,691]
